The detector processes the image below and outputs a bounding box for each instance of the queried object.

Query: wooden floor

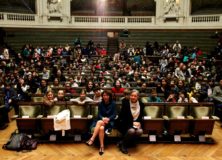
[1,120,222,160]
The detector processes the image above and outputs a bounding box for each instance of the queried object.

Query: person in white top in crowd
[172,40,182,53]
[70,89,93,104]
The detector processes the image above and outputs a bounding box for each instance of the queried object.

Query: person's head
[168,90,175,98]
[87,80,94,89]
[161,78,167,86]
[102,90,112,104]
[179,63,184,69]
[41,79,47,87]
[57,69,62,76]
[114,80,121,88]
[130,89,139,103]
[94,82,99,88]
[125,63,130,69]
[178,80,184,88]
[134,71,139,78]
[57,90,65,100]
[170,80,175,87]
[65,82,71,89]
[123,88,130,100]
[141,82,147,89]
[166,73,171,79]
[19,77,25,85]
[179,91,185,99]
[220,79,222,87]
[43,67,47,72]
[79,89,87,101]
[69,77,74,83]
[5,82,11,90]
[150,89,157,98]
[53,78,59,86]
[27,73,32,80]
[208,80,214,87]
[123,76,128,82]
[94,87,101,97]
[136,80,142,87]
[32,71,37,77]
[46,90,54,101]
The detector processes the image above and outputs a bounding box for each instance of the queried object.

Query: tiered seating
[119,31,217,53]
[4,29,108,53]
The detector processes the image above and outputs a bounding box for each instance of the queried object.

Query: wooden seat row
[15,102,218,143]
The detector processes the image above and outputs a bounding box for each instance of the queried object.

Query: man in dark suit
[117,89,144,154]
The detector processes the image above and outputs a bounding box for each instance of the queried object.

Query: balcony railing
[191,15,220,23]
[6,13,35,21]
[0,12,221,29]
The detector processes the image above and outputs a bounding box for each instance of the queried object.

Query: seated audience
[121,88,131,103]
[212,79,222,103]
[43,90,55,107]
[111,80,125,93]
[54,89,67,101]
[187,90,199,103]
[147,89,162,102]
[50,78,63,88]
[93,87,102,102]
[2,82,18,114]
[177,91,188,103]
[166,91,177,103]
[86,80,94,94]
[43,90,56,116]
[36,79,51,94]
[70,89,93,104]
[64,82,76,95]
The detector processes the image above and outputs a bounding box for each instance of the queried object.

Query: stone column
[154,0,164,24]
[60,0,72,23]
[36,0,44,23]
[183,0,191,23]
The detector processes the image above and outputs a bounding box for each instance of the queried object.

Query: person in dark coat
[117,89,144,154]
[86,90,116,156]
[2,82,18,114]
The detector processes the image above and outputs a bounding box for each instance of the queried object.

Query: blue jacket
[91,100,116,130]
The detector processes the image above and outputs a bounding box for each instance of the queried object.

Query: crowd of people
[0,35,222,155]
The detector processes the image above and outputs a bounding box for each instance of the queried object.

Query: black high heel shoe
[85,139,94,146]
[99,147,104,155]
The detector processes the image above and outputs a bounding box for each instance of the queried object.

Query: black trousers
[0,106,9,127]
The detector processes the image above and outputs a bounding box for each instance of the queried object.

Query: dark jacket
[117,99,144,135]
[91,100,116,130]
